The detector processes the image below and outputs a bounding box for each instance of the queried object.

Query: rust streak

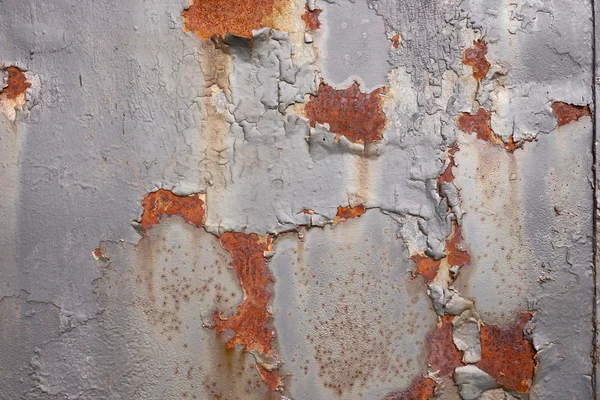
[476,312,536,393]
[387,376,436,400]
[301,5,322,31]
[551,101,592,126]
[140,189,205,231]
[457,108,520,153]
[305,82,387,143]
[1,67,30,99]
[463,40,491,81]
[427,315,465,376]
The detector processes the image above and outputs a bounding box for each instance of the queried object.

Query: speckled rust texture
[427,316,464,376]
[334,204,366,223]
[551,101,591,126]
[305,82,387,143]
[1,67,30,99]
[301,5,321,31]
[463,40,491,81]
[457,108,520,153]
[477,312,536,393]
[386,376,436,400]
[182,0,278,40]
[140,190,205,230]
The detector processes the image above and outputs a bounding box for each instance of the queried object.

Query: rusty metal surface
[0,0,597,399]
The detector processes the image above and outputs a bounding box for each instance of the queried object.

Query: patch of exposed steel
[476,312,536,393]
[457,108,521,153]
[333,204,366,223]
[386,376,437,400]
[139,190,206,231]
[0,66,31,121]
[463,40,491,81]
[551,101,592,126]
[301,4,321,31]
[305,82,387,143]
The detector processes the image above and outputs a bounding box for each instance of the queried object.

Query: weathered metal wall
[0,0,596,399]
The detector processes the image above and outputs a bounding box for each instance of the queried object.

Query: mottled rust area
[477,312,536,393]
[301,5,322,31]
[427,316,464,376]
[305,82,387,143]
[1,67,30,99]
[214,232,275,355]
[182,0,278,40]
[551,101,591,126]
[140,190,205,230]
[387,376,436,400]
[334,204,366,223]
[463,40,491,81]
[457,108,520,153]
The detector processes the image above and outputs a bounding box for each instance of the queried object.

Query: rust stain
[551,101,592,126]
[301,5,321,31]
[1,67,30,100]
[457,108,520,153]
[334,204,366,223]
[182,0,285,40]
[391,34,401,49]
[387,376,436,400]
[257,365,283,391]
[305,82,387,143]
[463,40,491,81]
[476,312,536,393]
[140,189,205,231]
[427,316,465,376]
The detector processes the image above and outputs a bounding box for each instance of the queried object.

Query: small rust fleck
[391,34,401,49]
[463,40,491,81]
[140,189,205,231]
[427,316,465,376]
[387,376,436,400]
[305,82,387,143]
[457,108,520,153]
[334,204,366,223]
[92,247,106,260]
[301,5,322,31]
[476,312,536,393]
[182,0,280,40]
[257,365,283,391]
[551,101,591,126]
[301,209,315,214]
[1,67,30,99]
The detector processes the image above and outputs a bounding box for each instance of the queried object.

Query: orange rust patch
[446,222,470,268]
[387,376,436,400]
[182,0,280,40]
[140,190,205,230]
[301,5,322,31]
[257,365,283,391]
[463,40,491,81]
[457,108,520,153]
[391,34,401,49]
[411,255,440,284]
[305,82,387,143]
[427,316,464,376]
[334,204,366,223]
[1,67,30,100]
[214,232,274,355]
[551,101,591,126]
[477,312,536,393]
[438,146,458,185]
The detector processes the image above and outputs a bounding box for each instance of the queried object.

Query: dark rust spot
[391,34,401,49]
[457,108,520,153]
[334,204,366,223]
[305,82,387,143]
[551,101,591,126]
[427,316,464,376]
[476,312,536,393]
[463,40,491,81]
[182,0,280,40]
[387,376,436,400]
[140,189,205,230]
[301,5,322,31]
[1,67,30,100]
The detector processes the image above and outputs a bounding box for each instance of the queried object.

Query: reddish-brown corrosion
[457,108,520,153]
[214,232,274,355]
[427,316,464,376]
[477,312,536,393]
[305,82,387,143]
[391,34,401,49]
[1,67,30,99]
[551,101,592,126]
[463,40,491,81]
[140,190,205,230]
[182,0,279,40]
[411,255,440,284]
[257,366,283,391]
[301,5,322,31]
[334,204,366,223]
[387,376,436,400]
[438,146,458,185]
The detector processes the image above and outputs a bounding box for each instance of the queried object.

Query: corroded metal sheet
[0,0,596,399]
